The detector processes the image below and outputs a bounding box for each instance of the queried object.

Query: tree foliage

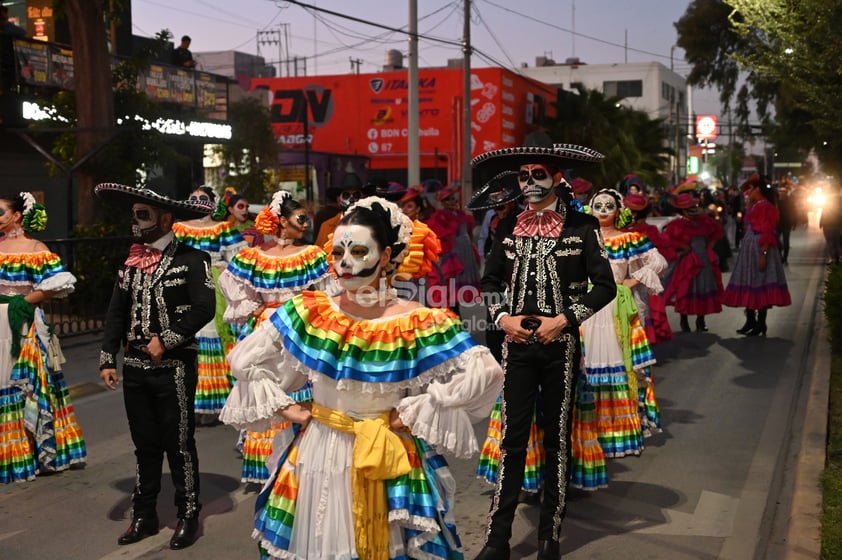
[549,84,672,189]
[214,96,279,203]
[676,0,842,176]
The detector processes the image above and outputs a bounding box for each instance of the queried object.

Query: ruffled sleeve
[395,346,503,459]
[219,318,310,431]
[747,201,779,248]
[627,236,667,294]
[218,266,260,323]
[30,252,76,297]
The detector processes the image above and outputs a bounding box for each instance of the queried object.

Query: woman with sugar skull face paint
[221,197,503,560]
[0,192,86,483]
[575,188,666,470]
[220,190,336,484]
[172,186,247,425]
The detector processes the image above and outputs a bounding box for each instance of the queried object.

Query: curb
[781,311,829,559]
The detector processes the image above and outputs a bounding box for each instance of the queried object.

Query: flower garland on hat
[19,191,47,232]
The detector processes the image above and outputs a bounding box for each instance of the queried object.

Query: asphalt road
[0,215,830,560]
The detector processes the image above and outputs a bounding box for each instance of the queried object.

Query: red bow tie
[125,243,163,273]
[513,208,564,238]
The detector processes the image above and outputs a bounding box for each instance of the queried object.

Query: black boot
[170,517,200,550]
[747,309,767,337]
[473,544,511,560]
[695,315,708,332]
[736,309,756,334]
[679,314,690,332]
[537,539,561,559]
[118,516,159,545]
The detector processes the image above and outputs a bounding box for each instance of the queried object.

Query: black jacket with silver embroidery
[99,239,216,370]
[481,201,616,327]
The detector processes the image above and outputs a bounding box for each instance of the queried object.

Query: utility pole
[256,28,281,77]
[407,0,420,187]
[462,0,472,200]
[349,57,362,74]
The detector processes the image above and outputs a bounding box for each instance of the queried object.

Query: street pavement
[0,215,830,560]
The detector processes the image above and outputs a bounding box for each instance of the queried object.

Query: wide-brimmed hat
[94,183,214,219]
[740,173,763,192]
[623,193,648,211]
[437,185,461,202]
[375,181,407,202]
[467,171,522,211]
[669,192,699,209]
[398,185,424,205]
[569,177,593,195]
[471,143,605,183]
[674,178,699,195]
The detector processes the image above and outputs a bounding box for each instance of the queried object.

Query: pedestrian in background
[172,35,196,68]
[96,183,216,550]
[819,183,842,266]
[722,174,791,336]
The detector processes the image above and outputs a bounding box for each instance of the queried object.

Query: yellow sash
[310,402,412,560]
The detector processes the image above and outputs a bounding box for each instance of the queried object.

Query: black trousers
[122,350,201,519]
[484,333,579,546]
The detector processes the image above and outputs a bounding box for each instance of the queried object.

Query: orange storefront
[251,67,557,186]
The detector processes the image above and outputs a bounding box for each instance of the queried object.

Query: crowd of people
[0,148,818,558]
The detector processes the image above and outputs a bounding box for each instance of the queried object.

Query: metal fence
[42,236,133,337]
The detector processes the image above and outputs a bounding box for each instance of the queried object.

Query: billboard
[251,67,556,175]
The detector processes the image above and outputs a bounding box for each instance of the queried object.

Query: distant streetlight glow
[784,47,794,55]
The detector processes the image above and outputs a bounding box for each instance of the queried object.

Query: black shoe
[736,310,756,334]
[695,316,708,332]
[679,315,690,332]
[117,516,159,545]
[473,544,510,560]
[537,539,561,560]
[745,324,767,337]
[170,517,200,550]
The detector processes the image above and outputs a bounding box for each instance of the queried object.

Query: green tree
[549,84,672,188]
[215,96,279,202]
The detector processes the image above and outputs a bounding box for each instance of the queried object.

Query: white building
[519,58,692,183]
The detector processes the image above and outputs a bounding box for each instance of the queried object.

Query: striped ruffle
[0,252,75,293]
[226,246,330,292]
[271,291,477,389]
[194,327,233,415]
[173,220,245,255]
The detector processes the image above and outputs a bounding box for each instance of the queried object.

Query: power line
[480,0,673,62]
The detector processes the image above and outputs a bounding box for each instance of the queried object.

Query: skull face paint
[518,164,555,203]
[230,200,249,223]
[591,194,618,219]
[331,224,382,291]
[131,203,165,243]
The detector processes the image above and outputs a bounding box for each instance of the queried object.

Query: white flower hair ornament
[345,196,414,272]
[19,191,36,214]
[269,190,293,217]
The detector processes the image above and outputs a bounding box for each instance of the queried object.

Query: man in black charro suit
[96,183,216,551]
[471,144,616,560]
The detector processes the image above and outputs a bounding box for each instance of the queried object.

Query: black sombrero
[471,144,605,182]
[94,183,214,219]
[466,170,522,211]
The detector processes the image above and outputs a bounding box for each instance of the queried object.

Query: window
[604,80,643,98]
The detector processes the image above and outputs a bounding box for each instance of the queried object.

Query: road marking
[0,530,26,543]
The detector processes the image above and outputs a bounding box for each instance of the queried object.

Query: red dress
[624,220,674,342]
[663,214,725,315]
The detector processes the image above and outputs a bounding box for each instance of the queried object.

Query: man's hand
[146,335,165,362]
[534,314,569,344]
[100,368,120,390]
[280,403,312,426]
[498,314,536,344]
[390,408,409,432]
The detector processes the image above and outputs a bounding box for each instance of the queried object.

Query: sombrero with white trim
[466,170,522,211]
[94,183,214,219]
[471,143,605,181]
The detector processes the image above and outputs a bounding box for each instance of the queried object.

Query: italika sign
[696,115,718,141]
